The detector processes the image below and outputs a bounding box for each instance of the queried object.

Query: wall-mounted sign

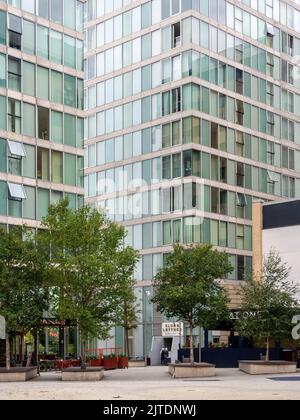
[0,316,5,340]
[162,322,183,337]
[230,311,262,321]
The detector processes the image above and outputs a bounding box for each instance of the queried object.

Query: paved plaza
[0,366,300,400]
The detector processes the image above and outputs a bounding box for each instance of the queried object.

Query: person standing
[164,348,169,366]
[160,347,165,365]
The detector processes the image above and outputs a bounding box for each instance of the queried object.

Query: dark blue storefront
[178,331,300,368]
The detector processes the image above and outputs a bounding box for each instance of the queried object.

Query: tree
[236,250,300,361]
[116,276,140,358]
[41,199,138,369]
[0,227,49,370]
[152,244,233,365]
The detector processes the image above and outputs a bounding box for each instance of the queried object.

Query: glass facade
[0,0,84,226]
[84,0,300,357]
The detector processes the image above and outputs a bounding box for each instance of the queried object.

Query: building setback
[84,0,300,360]
[0,0,85,361]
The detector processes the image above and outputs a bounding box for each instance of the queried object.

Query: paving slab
[0,367,299,400]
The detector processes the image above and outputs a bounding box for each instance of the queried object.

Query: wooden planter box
[118,357,129,369]
[62,367,104,382]
[169,363,216,379]
[0,368,38,382]
[239,361,298,375]
[103,357,118,370]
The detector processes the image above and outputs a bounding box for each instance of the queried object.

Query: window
[37,147,49,181]
[8,14,22,50]
[51,70,62,104]
[51,111,63,143]
[37,67,49,100]
[64,35,76,69]
[172,22,181,48]
[51,151,63,184]
[51,0,62,24]
[64,114,76,147]
[8,99,21,134]
[64,74,76,107]
[8,182,26,200]
[0,54,5,88]
[8,57,21,92]
[23,20,35,55]
[50,30,62,64]
[23,103,35,137]
[37,188,49,220]
[23,62,35,96]
[8,140,23,176]
[38,107,49,140]
[0,11,6,46]
[8,140,25,158]
[64,153,76,186]
[38,0,49,19]
[37,26,49,59]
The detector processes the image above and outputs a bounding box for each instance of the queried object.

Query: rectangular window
[8,57,21,92]
[64,35,76,69]
[23,62,35,96]
[37,147,49,181]
[37,66,49,100]
[23,103,35,137]
[64,74,76,107]
[38,107,49,140]
[51,70,63,104]
[8,14,22,50]
[8,99,21,134]
[64,114,76,147]
[37,26,49,59]
[51,151,63,184]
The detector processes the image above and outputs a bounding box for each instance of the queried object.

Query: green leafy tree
[152,244,233,365]
[116,275,140,358]
[0,228,49,370]
[41,199,138,368]
[236,250,300,361]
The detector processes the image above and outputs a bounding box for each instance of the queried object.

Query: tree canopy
[0,227,49,368]
[152,244,233,364]
[40,199,138,366]
[236,250,300,361]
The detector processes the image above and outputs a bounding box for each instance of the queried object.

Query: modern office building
[0,0,85,362]
[84,0,300,361]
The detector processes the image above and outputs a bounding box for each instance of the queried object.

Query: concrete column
[252,200,264,281]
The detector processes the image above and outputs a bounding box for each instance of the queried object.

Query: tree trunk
[81,338,87,370]
[189,321,194,365]
[5,332,10,371]
[125,328,130,358]
[266,337,270,362]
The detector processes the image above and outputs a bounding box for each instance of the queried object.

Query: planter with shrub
[103,354,118,370]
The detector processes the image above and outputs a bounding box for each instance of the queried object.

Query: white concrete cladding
[263,225,300,300]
